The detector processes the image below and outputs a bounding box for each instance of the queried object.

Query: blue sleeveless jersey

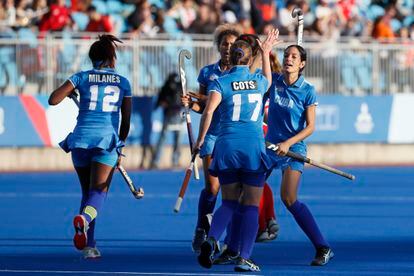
[197,61,229,136]
[265,73,317,150]
[208,66,271,173]
[60,68,132,152]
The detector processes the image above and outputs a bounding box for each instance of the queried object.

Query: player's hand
[193,139,203,154]
[257,28,282,55]
[188,91,207,102]
[276,141,291,156]
[180,94,192,107]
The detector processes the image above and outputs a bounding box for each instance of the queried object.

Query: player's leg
[198,171,240,269]
[232,171,265,272]
[263,182,279,239]
[280,166,333,266]
[193,154,220,252]
[71,149,93,251]
[74,148,117,251]
[74,165,98,257]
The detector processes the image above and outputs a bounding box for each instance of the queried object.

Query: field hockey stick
[174,151,198,213]
[265,141,355,180]
[178,49,200,180]
[68,92,144,199]
[292,7,304,46]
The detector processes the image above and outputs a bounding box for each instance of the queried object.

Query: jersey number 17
[231,93,261,122]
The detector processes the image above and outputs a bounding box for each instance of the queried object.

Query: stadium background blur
[0,0,414,171]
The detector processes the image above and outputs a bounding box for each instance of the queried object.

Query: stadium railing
[0,32,413,96]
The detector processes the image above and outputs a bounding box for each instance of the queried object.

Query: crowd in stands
[0,0,414,42]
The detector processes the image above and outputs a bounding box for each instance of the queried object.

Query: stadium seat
[111,14,127,34]
[366,5,385,21]
[71,12,89,31]
[391,18,402,32]
[92,0,107,14]
[106,0,124,14]
[17,28,37,48]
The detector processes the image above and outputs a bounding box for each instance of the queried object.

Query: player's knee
[281,195,296,208]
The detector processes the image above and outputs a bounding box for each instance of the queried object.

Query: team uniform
[59,67,131,255]
[60,67,132,166]
[208,65,270,185]
[197,61,229,157]
[198,65,271,272]
[265,73,317,172]
[265,72,333,265]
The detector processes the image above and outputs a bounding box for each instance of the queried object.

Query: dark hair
[236,34,260,57]
[213,24,241,50]
[230,40,252,65]
[284,44,307,62]
[89,35,122,68]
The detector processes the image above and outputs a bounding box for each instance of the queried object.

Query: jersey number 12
[89,85,120,112]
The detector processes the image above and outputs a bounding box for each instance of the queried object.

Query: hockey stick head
[291,7,303,18]
[178,49,192,96]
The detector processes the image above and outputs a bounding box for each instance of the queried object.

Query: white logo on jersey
[275,94,294,109]
[209,74,218,81]
[232,81,257,91]
[355,102,374,134]
[0,107,4,135]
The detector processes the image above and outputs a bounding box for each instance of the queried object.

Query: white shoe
[256,231,274,243]
[267,219,279,236]
[83,247,101,259]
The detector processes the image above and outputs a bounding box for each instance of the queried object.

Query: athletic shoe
[267,219,279,236]
[213,248,239,265]
[73,215,88,250]
[234,257,261,272]
[192,228,207,253]
[197,237,217,269]
[83,247,101,259]
[256,231,275,243]
[310,247,334,266]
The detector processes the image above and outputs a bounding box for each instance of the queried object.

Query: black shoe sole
[198,241,214,269]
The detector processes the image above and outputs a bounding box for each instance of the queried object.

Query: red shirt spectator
[85,5,113,33]
[39,0,71,31]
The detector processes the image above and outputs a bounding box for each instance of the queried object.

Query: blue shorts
[216,170,266,187]
[200,134,217,158]
[266,144,307,173]
[71,148,118,168]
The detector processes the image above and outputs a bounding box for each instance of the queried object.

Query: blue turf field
[0,167,414,275]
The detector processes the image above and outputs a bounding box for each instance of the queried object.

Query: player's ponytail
[230,40,252,66]
[89,34,123,68]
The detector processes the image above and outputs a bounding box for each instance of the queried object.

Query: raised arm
[257,29,282,90]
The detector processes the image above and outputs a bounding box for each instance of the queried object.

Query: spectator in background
[127,0,159,36]
[167,0,197,32]
[39,0,72,32]
[372,4,396,41]
[3,0,16,27]
[29,0,49,27]
[188,1,218,34]
[85,5,113,33]
[150,72,184,169]
[279,0,298,36]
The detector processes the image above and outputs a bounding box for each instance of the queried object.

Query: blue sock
[208,200,238,241]
[225,206,242,253]
[81,189,107,224]
[86,220,96,247]
[287,200,329,249]
[239,205,259,259]
[196,189,217,229]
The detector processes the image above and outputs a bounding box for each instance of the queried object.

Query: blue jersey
[197,60,229,136]
[60,67,132,152]
[266,73,317,148]
[208,66,270,173]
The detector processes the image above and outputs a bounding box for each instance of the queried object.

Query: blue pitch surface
[0,166,414,275]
